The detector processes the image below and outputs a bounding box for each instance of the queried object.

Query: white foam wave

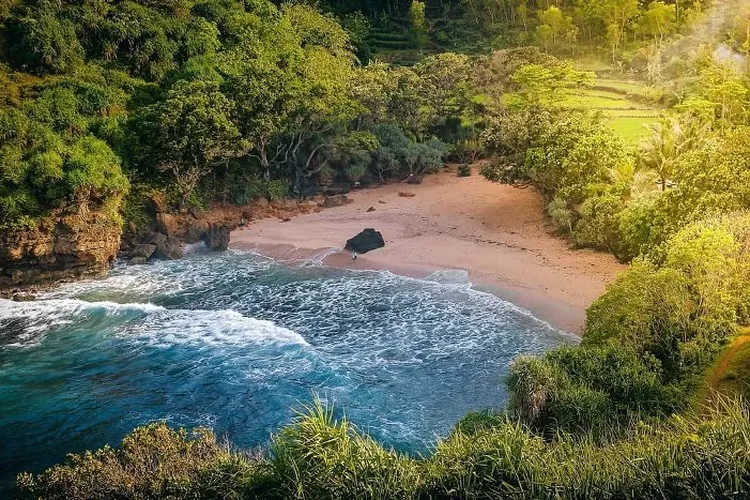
[139,309,309,348]
[0,298,308,350]
[299,247,341,267]
[424,269,472,286]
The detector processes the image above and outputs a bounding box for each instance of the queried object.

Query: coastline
[231,167,626,334]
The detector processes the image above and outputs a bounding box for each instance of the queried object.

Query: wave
[0,298,308,350]
[424,269,472,286]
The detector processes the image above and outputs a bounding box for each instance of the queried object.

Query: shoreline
[232,167,625,334]
[234,241,585,334]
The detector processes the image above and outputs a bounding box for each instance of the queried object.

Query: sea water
[0,250,573,490]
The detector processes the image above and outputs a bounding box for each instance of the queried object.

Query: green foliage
[21,398,750,499]
[507,62,594,108]
[129,78,240,207]
[586,213,750,379]
[409,0,427,52]
[234,179,289,205]
[547,196,574,234]
[506,344,684,434]
[524,111,631,203]
[573,192,625,252]
[9,11,84,74]
[17,423,227,499]
[257,399,421,499]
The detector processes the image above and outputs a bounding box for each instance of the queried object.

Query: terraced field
[564,73,664,144]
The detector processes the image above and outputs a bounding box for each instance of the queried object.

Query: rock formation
[0,210,121,288]
[345,228,385,254]
[201,224,230,251]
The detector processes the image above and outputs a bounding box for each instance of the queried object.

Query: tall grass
[19,397,750,499]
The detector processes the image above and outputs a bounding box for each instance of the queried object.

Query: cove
[0,251,573,491]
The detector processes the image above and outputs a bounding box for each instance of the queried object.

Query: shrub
[257,399,421,499]
[17,423,228,499]
[525,112,631,203]
[572,193,625,252]
[547,196,574,234]
[585,259,693,373]
[457,163,471,177]
[616,191,661,261]
[19,399,750,499]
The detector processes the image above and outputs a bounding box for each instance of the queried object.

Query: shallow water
[0,250,573,489]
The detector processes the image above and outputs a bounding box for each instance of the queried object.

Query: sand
[231,166,625,333]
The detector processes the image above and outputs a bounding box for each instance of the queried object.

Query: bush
[457,163,471,177]
[19,398,750,499]
[17,423,228,499]
[616,191,661,261]
[572,193,625,253]
[547,196,574,234]
[506,345,685,435]
[234,179,289,204]
[257,399,421,499]
[584,259,693,373]
[525,111,631,203]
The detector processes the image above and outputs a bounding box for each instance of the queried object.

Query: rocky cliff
[0,210,121,289]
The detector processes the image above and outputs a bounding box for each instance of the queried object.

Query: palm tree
[639,116,707,191]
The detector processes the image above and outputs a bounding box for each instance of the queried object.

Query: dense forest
[6,0,750,497]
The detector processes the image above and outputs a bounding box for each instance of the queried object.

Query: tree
[597,0,639,61]
[537,6,572,46]
[639,116,707,191]
[9,12,84,74]
[131,79,241,208]
[507,62,594,108]
[414,52,473,138]
[410,0,428,53]
[639,1,677,44]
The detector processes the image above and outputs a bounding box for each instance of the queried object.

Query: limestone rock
[155,212,178,236]
[130,244,156,261]
[345,228,385,254]
[201,224,230,251]
[146,232,183,260]
[0,210,121,288]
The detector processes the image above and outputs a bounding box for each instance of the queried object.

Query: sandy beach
[231,166,625,333]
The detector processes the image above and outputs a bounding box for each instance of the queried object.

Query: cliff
[0,210,121,289]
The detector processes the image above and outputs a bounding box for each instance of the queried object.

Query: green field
[563,69,663,143]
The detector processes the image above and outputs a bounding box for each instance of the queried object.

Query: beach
[231,166,625,333]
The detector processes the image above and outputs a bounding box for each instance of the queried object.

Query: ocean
[0,249,573,490]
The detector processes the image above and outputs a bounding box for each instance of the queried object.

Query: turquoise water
[0,250,572,490]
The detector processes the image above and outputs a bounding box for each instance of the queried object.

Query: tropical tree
[639,116,707,191]
[130,79,241,208]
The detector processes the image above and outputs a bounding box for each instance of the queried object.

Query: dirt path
[709,335,750,389]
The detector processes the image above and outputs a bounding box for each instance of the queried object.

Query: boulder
[130,244,156,261]
[155,212,178,236]
[201,224,230,251]
[345,228,385,254]
[146,232,183,260]
[145,232,167,246]
[184,221,210,243]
